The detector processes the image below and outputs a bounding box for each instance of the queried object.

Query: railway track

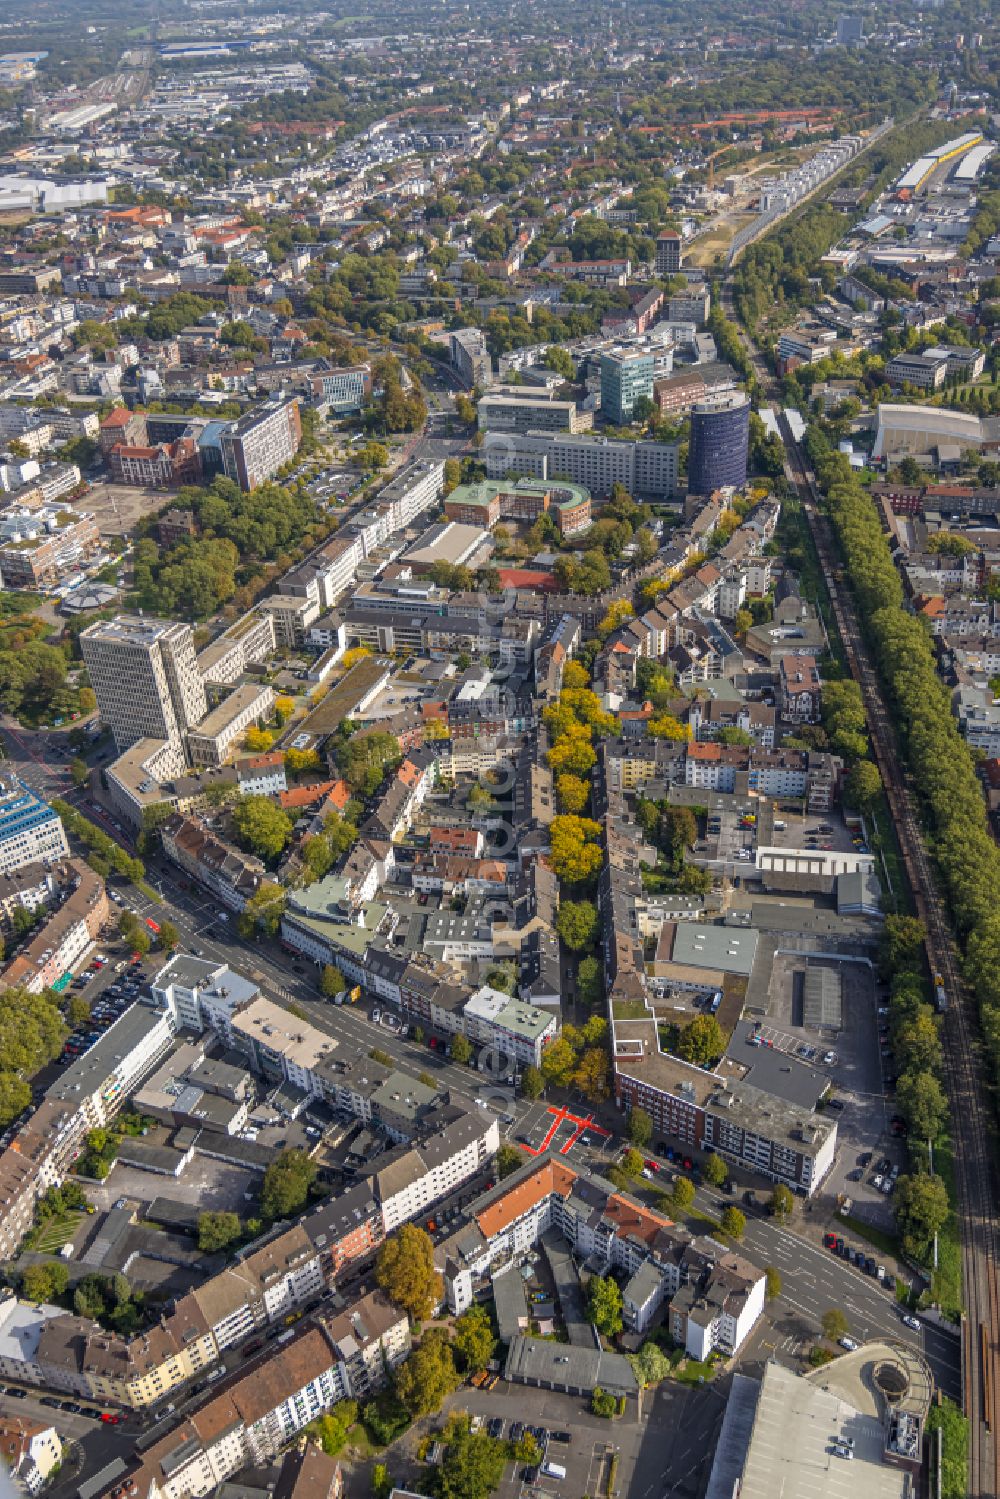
[773,410,1000,1495]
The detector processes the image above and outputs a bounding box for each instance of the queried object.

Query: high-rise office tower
[655,231,682,276]
[600,350,655,424]
[688,393,751,494]
[80,616,207,757]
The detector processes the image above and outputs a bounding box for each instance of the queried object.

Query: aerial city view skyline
[0,2,996,1497]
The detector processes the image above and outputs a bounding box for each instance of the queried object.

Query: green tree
[540,1035,577,1089]
[676,1014,726,1067]
[845,759,882,812]
[197,1211,241,1253]
[450,1033,473,1064]
[67,996,91,1029]
[394,1328,458,1416]
[770,1184,794,1221]
[375,1223,442,1319]
[69,757,89,787]
[435,1420,507,1499]
[21,1261,69,1303]
[894,1172,950,1258]
[896,1071,948,1139]
[821,1308,848,1343]
[520,1064,544,1099]
[702,1153,728,1188]
[591,1387,617,1418]
[556,899,599,952]
[925,1397,970,1499]
[765,1266,782,1300]
[452,1304,497,1373]
[720,1205,746,1240]
[577,954,602,1009]
[496,1143,523,1180]
[627,1107,653,1148]
[628,1340,672,1388]
[157,920,179,952]
[671,1176,695,1213]
[260,1149,317,1219]
[320,964,346,1000]
[371,1463,392,1499]
[587,1274,623,1337]
[232,796,293,861]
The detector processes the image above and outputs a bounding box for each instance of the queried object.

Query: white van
[541,1462,566,1481]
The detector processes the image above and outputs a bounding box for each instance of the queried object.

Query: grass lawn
[29,1212,83,1253]
[868,795,911,915]
[673,1357,717,1385]
[839,1212,899,1260]
[612,1000,649,1020]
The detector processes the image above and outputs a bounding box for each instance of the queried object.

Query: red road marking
[519,1104,612,1156]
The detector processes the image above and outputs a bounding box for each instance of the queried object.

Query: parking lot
[87,1154,258,1216]
[347,1375,727,1499]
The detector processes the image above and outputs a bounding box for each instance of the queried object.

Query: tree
[521,1064,544,1099]
[574,1045,610,1102]
[0,1073,30,1127]
[67,996,91,1029]
[69,757,89,788]
[260,1149,317,1219]
[450,1033,473,1065]
[244,726,275,753]
[770,1184,794,1221]
[896,1071,948,1140]
[496,1138,526,1179]
[556,899,599,952]
[371,1463,392,1499]
[197,1211,241,1253]
[548,814,603,885]
[467,783,494,815]
[676,1014,726,1067]
[821,1308,848,1343]
[394,1328,458,1416]
[555,772,590,815]
[591,1387,617,1418]
[628,1340,672,1388]
[720,1206,746,1241]
[157,920,179,953]
[895,1172,950,1258]
[845,759,882,812]
[375,1223,442,1319]
[232,795,294,861]
[451,1304,496,1374]
[671,1176,695,1213]
[702,1153,728,1188]
[648,713,690,741]
[586,1274,623,1337]
[435,1420,507,1499]
[765,1266,782,1300]
[627,1107,653,1148]
[21,1262,69,1304]
[540,1035,577,1089]
[320,965,346,999]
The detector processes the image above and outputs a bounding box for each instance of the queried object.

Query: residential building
[0,776,68,877]
[0,504,99,590]
[0,1413,62,1494]
[220,399,302,491]
[0,859,107,994]
[185,683,275,768]
[450,328,492,387]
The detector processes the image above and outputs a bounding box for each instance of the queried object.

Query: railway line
[774,396,1000,1495]
[717,277,1000,1489]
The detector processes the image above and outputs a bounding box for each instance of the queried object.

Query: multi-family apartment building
[220,398,302,490]
[0,504,99,589]
[0,859,107,994]
[196,608,277,686]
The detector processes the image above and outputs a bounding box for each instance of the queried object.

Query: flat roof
[48,1004,164,1102]
[737,1361,909,1499]
[504,1333,638,1396]
[722,1021,831,1110]
[671,923,759,977]
[293,656,391,740]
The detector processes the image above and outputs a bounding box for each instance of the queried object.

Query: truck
[541,1462,567,1481]
[933,974,948,1013]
